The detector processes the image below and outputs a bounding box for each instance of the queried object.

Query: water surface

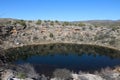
[4,43,120,75]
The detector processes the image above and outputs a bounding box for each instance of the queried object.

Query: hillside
[0,18,120,50]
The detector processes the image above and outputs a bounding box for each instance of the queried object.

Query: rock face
[0,18,120,50]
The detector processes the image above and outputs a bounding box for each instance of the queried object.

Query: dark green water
[3,43,120,74]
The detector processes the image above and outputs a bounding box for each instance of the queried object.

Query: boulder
[1,69,14,80]
[72,73,104,80]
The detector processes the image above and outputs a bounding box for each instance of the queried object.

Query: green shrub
[36,19,42,25]
[12,21,17,26]
[111,26,119,31]
[53,68,72,80]
[19,20,26,27]
[49,33,54,38]
[78,22,86,27]
[17,72,26,79]
[50,21,54,26]
[55,20,59,23]
[62,22,69,26]
[14,20,26,27]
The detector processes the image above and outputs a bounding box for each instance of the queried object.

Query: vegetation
[111,26,119,31]
[28,20,32,23]
[78,22,86,27]
[13,20,26,27]
[14,64,39,79]
[53,69,72,80]
[0,20,12,26]
[0,23,4,26]
[62,22,70,26]
[6,21,12,26]
[50,21,54,26]
[49,33,54,38]
[44,20,47,23]
[36,19,42,25]
[12,21,17,26]
[16,72,26,79]
[33,36,39,41]
[18,20,26,27]
[55,20,59,24]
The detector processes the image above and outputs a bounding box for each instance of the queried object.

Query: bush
[16,72,26,79]
[100,68,120,80]
[14,20,26,27]
[111,26,119,31]
[50,21,54,26]
[49,33,54,38]
[78,22,86,27]
[12,21,17,26]
[15,63,39,79]
[33,36,39,41]
[53,68,72,80]
[62,22,69,26]
[19,20,26,27]
[55,20,59,24]
[36,19,42,25]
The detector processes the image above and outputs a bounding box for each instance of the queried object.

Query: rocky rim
[0,18,120,50]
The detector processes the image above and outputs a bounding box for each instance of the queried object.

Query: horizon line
[0,17,120,22]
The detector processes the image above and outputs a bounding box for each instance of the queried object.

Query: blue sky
[0,0,120,21]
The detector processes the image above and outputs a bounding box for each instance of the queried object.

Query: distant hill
[1,18,120,28]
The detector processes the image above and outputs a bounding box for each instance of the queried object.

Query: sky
[0,0,120,21]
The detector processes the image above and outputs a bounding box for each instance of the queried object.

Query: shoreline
[4,41,120,51]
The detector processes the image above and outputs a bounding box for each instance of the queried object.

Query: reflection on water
[3,43,120,74]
